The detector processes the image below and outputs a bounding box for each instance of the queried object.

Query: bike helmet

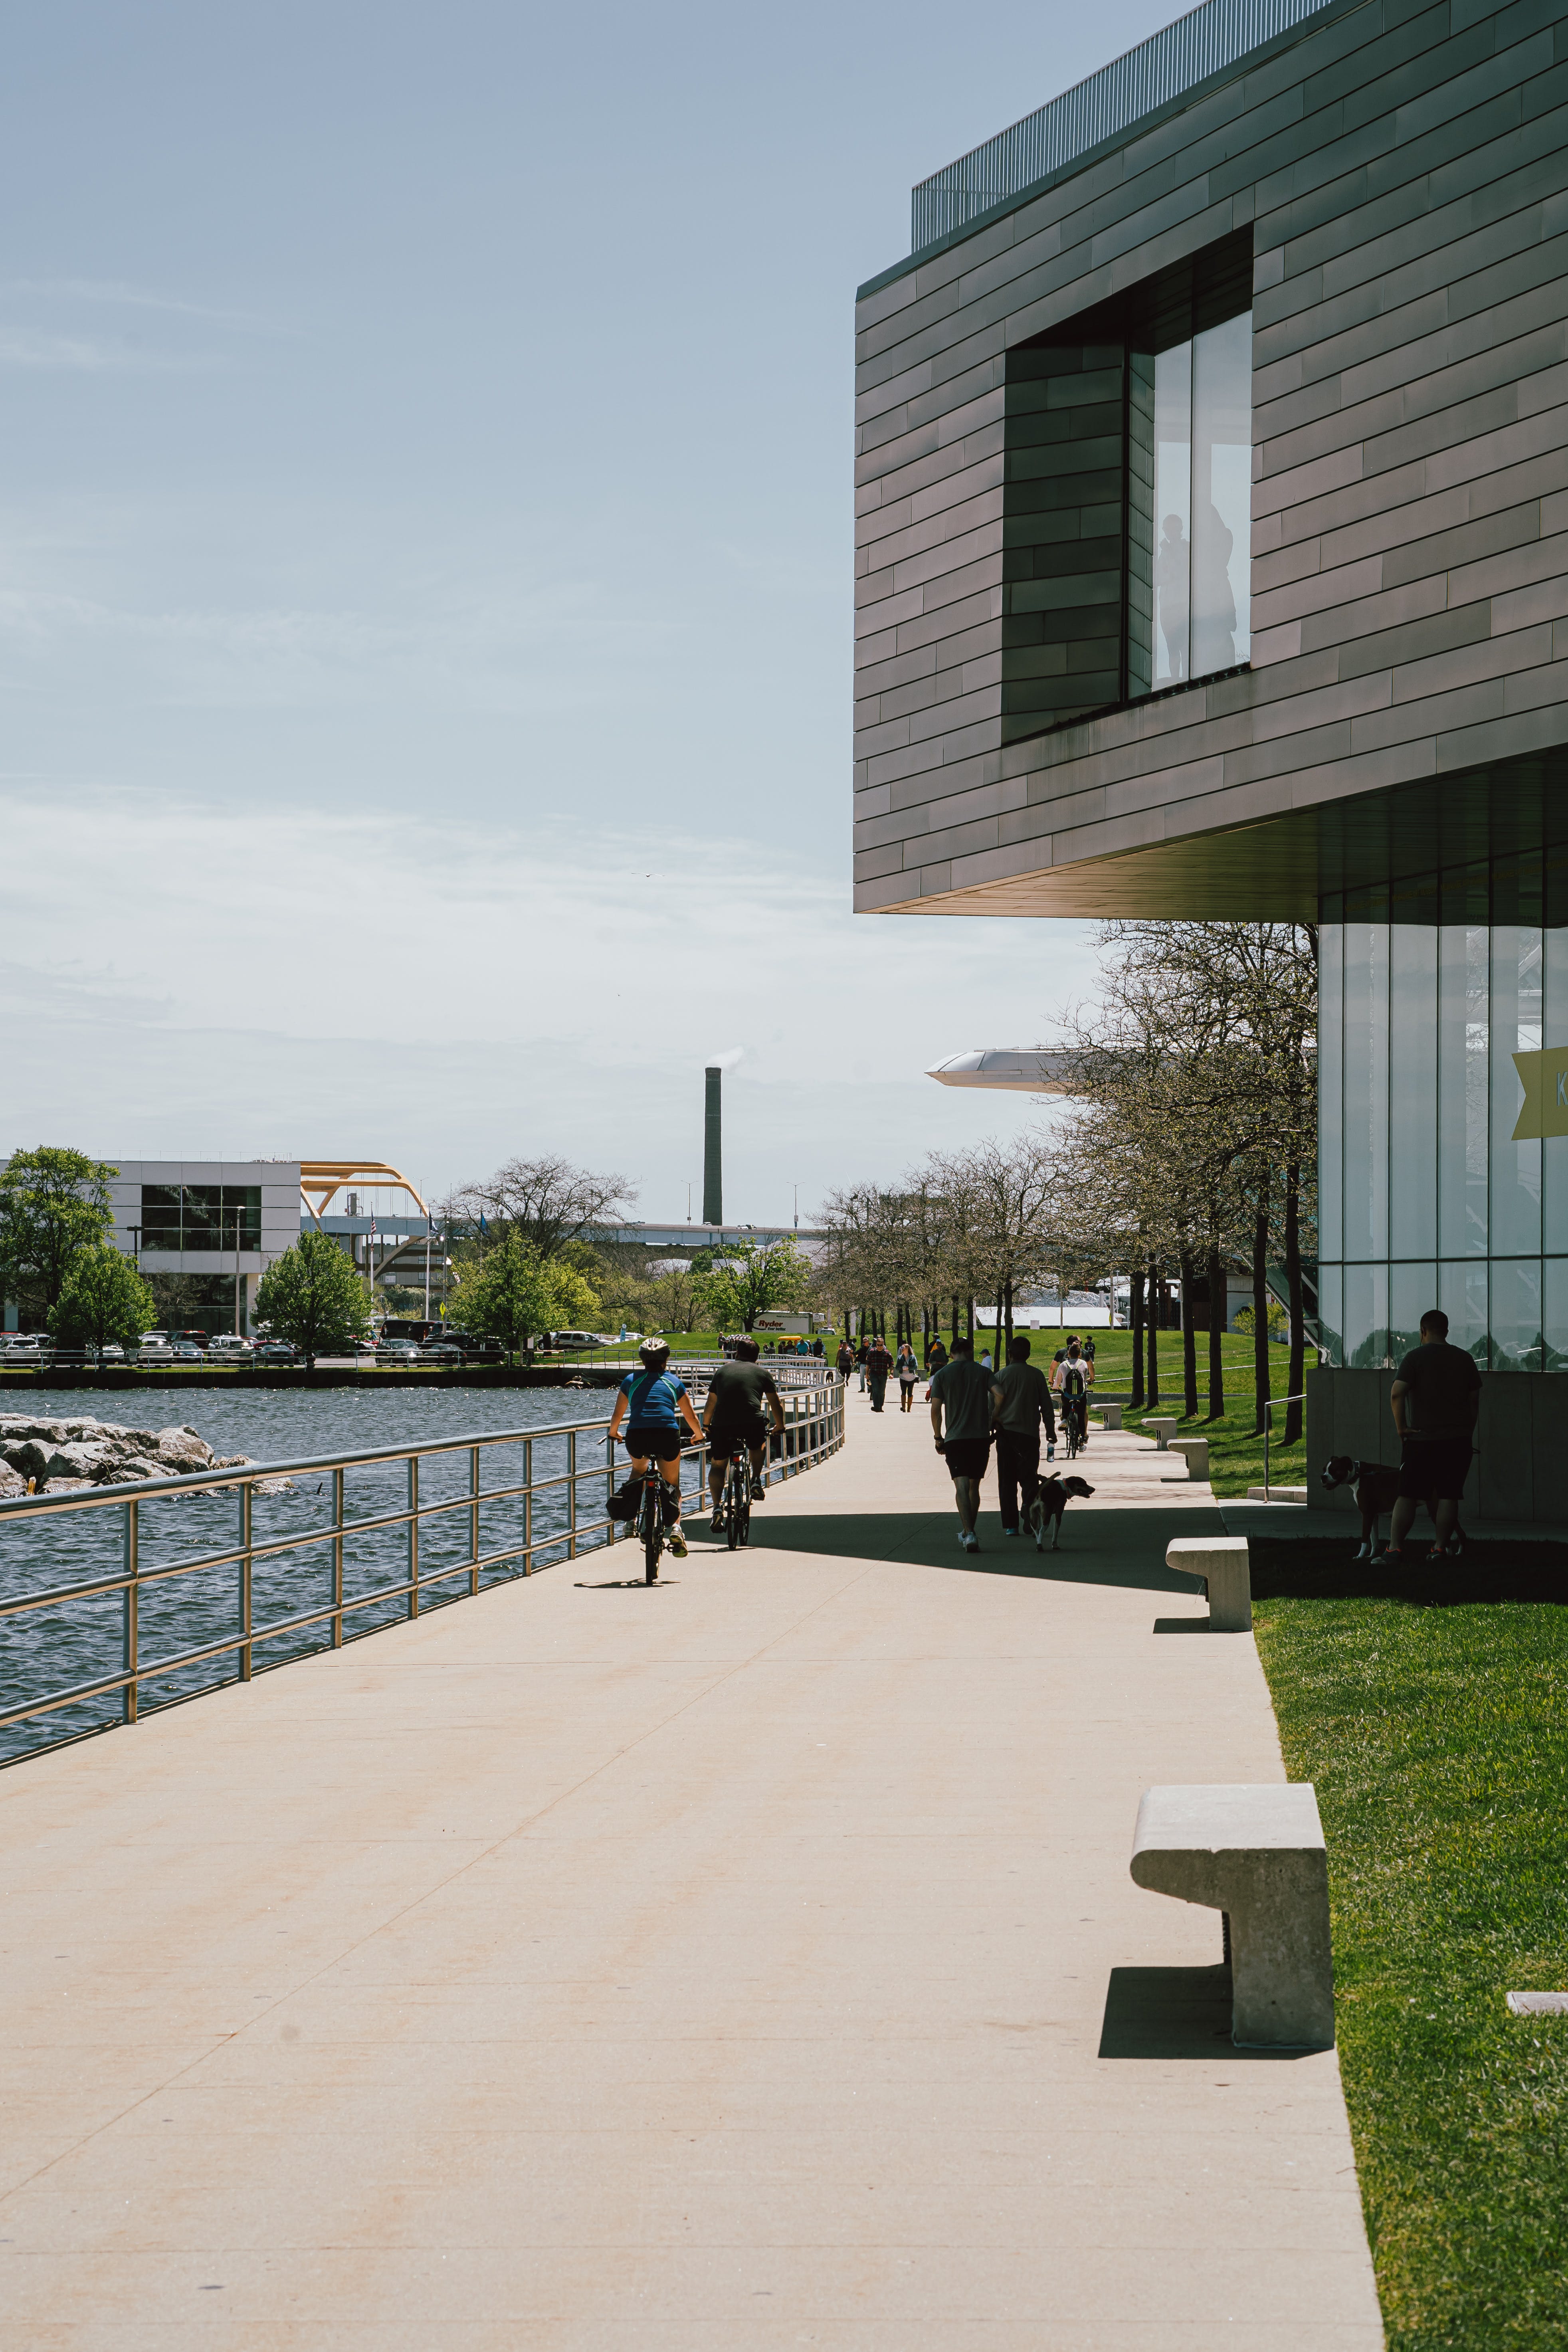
[638,1336,671,1368]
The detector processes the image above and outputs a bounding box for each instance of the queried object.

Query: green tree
[0,1147,118,1321]
[255,1233,372,1370]
[693,1235,812,1333]
[49,1245,158,1364]
[451,1235,599,1364]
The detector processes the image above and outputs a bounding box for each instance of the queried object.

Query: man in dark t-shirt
[1374,1307,1481,1564]
[703,1338,786,1527]
[929,1336,995,1552]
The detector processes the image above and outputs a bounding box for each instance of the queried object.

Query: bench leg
[1226,1861,1335,2047]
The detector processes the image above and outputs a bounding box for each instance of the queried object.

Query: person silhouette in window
[1195,500,1236,671]
[1155,513,1189,679]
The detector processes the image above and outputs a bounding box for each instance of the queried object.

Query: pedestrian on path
[865,1334,892,1412]
[855,1338,868,1392]
[929,1334,994,1552]
[989,1335,1055,1541]
[895,1340,920,1412]
[1373,1307,1481,1566]
[926,1336,948,1375]
[836,1338,855,1382]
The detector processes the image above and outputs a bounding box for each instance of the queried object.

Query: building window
[1129,308,1252,692]
[140,1184,261,1252]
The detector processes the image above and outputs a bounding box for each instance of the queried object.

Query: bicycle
[628,1461,675,1582]
[1059,1385,1088,1459]
[715,1445,752,1550]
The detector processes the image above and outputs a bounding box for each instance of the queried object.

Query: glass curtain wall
[1130,309,1251,690]
[1317,849,1566,1371]
[141,1185,262,1254]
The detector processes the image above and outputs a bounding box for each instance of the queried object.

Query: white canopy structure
[926,1049,1079,1094]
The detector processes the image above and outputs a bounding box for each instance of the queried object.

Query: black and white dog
[1033,1474,1095,1550]
[1319,1455,1469,1562]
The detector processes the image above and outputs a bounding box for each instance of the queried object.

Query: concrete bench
[1130,1783,1335,2048]
[1096,1402,1123,1430]
[1144,1416,1179,1450]
[1169,1435,1209,1480]
[1165,1536,1251,1630]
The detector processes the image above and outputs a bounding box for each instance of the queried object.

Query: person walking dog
[929,1335,994,1552]
[1372,1307,1481,1565]
[990,1334,1055,1540]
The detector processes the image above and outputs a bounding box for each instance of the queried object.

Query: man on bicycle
[703,1337,786,1532]
[1050,1335,1095,1453]
[607,1338,703,1558]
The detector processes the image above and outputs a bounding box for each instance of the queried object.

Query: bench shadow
[1151,1614,1219,1633]
[1248,1535,1568,1606]
[742,1509,1217,1595]
[1098,1964,1308,2060]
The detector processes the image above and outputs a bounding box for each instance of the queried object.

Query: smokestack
[703,1066,723,1225]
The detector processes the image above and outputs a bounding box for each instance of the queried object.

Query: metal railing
[911,0,1333,249]
[1261,1392,1308,1497]
[0,1377,845,1766]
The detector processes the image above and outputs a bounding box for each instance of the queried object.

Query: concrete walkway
[0,1392,1384,2348]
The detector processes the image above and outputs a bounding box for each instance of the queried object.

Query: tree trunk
[1206,1240,1226,1422]
[1130,1268,1146,1411]
[966,1297,975,1341]
[1145,1260,1160,1409]
[1180,1247,1199,1419]
[951,1294,960,1343]
[1251,1201,1270,1435]
[1284,1160,1306,1445]
[1004,1277,1014,1357]
[993,1285,1004,1360]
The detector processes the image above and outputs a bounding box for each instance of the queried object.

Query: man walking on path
[865,1333,892,1412]
[929,1334,994,1552]
[836,1337,855,1382]
[990,1334,1055,1542]
[1372,1307,1481,1565]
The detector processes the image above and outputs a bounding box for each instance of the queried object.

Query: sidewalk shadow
[1248,1535,1568,1606]
[742,1509,1220,1596]
[1098,1964,1307,2060]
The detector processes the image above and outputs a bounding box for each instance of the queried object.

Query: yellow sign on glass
[1511,1048,1568,1139]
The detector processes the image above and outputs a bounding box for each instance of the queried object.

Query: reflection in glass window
[1134,311,1251,692]
[139,1184,262,1253]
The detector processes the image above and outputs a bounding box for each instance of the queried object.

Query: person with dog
[1372,1307,1481,1565]
[929,1333,994,1552]
[989,1334,1055,1541]
[703,1336,786,1533]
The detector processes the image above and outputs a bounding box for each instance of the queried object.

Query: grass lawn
[1250,1543,1568,2347]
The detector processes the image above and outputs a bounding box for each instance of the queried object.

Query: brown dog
[1319,1455,1468,1560]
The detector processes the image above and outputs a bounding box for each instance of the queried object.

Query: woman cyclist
[608,1337,703,1558]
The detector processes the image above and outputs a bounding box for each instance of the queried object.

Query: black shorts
[944,1437,991,1481]
[1398,1437,1472,1501]
[625,1425,683,1462]
[708,1416,767,1460]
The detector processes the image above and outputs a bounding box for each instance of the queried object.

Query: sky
[0,0,1177,1225]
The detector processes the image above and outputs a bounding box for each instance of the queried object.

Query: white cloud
[0,788,1095,1217]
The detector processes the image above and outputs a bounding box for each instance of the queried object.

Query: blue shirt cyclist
[607,1337,703,1554]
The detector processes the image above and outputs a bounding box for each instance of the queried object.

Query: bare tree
[443,1154,635,1264]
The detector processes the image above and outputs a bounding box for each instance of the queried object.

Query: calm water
[0,1386,713,1766]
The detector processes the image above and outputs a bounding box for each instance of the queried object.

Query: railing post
[567,1428,578,1560]
[408,1453,420,1618]
[122,1498,139,1724]
[523,1436,533,1571]
[331,1467,344,1647]
[469,1444,480,1594]
[239,1479,253,1681]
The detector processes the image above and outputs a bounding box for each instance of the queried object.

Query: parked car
[419,1340,463,1366]
[208,1334,252,1358]
[171,1342,203,1362]
[3,1334,46,1359]
[174,1330,210,1351]
[253,1340,297,1366]
[375,1340,422,1364]
[550,1330,602,1353]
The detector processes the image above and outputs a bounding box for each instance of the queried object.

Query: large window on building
[1130,310,1252,689]
[141,1184,261,1253]
[1000,232,1253,736]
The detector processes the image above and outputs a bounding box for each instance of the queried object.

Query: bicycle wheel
[725,1457,741,1551]
[642,1483,662,1581]
[734,1459,751,1548]
[1065,1408,1079,1459]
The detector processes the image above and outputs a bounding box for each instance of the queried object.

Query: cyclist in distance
[703,1337,786,1532]
[607,1337,704,1558]
[1050,1334,1095,1453]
